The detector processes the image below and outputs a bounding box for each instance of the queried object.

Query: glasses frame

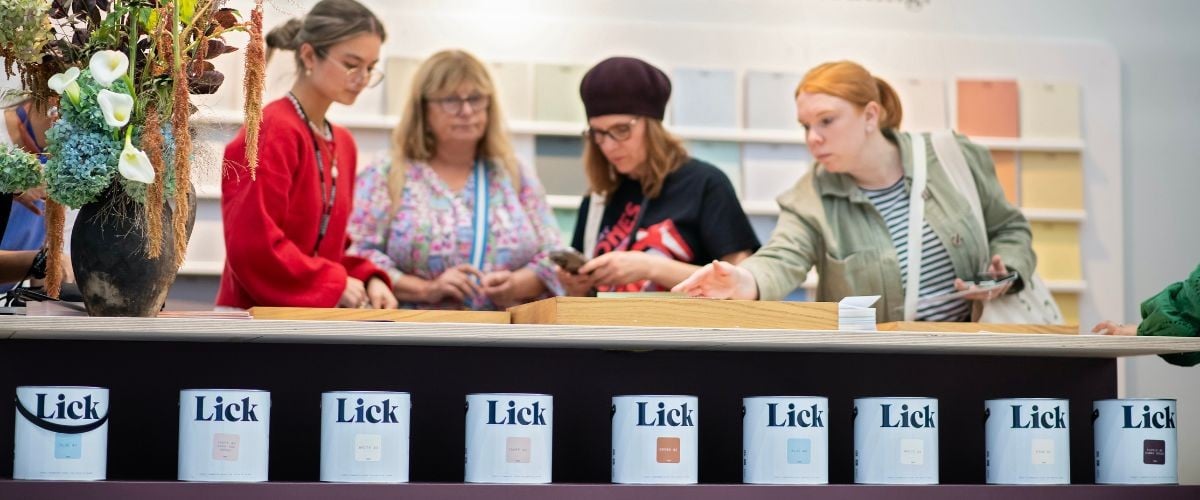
[584,117,640,144]
[425,93,492,115]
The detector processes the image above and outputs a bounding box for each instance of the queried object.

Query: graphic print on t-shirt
[594,201,694,292]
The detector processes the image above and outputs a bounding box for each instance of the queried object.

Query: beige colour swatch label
[212,433,240,461]
[506,436,532,464]
[899,438,925,465]
[1031,438,1055,465]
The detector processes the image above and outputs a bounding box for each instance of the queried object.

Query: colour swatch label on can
[1031,438,1055,465]
[656,437,681,463]
[355,434,382,462]
[506,437,532,463]
[786,438,811,465]
[1144,440,1166,465]
[54,433,82,460]
[212,433,240,461]
[899,438,924,465]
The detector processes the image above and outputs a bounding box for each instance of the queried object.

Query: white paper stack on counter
[838,296,880,331]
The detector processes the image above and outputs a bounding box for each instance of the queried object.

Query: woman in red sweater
[218,0,396,309]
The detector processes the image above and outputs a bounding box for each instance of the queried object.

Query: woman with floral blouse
[347,49,562,310]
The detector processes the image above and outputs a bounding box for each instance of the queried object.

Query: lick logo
[1122,405,1176,429]
[636,402,695,427]
[35,393,100,420]
[194,396,260,422]
[767,403,825,428]
[1010,405,1067,429]
[486,400,548,426]
[880,404,935,429]
[336,398,400,424]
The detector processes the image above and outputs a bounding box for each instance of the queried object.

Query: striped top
[863,180,971,322]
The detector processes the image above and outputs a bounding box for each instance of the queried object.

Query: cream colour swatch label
[354,434,382,462]
[899,438,925,465]
[212,433,240,461]
[1031,438,1055,465]
[506,437,532,464]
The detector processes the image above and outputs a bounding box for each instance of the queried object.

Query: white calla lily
[89,50,129,87]
[97,89,134,129]
[118,139,155,184]
[48,67,81,98]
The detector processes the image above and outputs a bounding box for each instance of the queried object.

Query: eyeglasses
[584,118,639,144]
[336,59,385,88]
[426,94,491,115]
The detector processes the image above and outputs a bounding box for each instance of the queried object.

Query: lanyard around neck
[286,92,337,256]
[470,159,489,272]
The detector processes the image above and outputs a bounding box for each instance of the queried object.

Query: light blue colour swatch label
[787,438,812,464]
[54,433,82,459]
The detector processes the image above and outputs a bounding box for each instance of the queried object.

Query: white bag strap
[903,132,929,321]
[583,192,606,259]
[930,131,987,241]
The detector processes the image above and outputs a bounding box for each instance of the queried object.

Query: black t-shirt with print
[570,158,760,291]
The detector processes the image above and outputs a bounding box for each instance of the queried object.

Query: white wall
[220,0,1200,480]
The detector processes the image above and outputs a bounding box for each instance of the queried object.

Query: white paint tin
[611,395,699,484]
[178,389,270,482]
[464,393,553,483]
[320,391,411,483]
[742,396,829,484]
[13,386,109,481]
[1093,398,1177,484]
[984,398,1070,484]
[853,397,938,484]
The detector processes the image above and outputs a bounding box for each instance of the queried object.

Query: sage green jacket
[740,131,1036,322]
[1139,262,1200,367]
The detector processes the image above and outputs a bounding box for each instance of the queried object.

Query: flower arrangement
[0,0,266,298]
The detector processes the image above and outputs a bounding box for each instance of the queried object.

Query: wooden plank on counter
[508,297,839,329]
[878,322,1080,335]
[249,307,510,324]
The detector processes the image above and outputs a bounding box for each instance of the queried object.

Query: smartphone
[549,249,589,274]
[969,272,1018,288]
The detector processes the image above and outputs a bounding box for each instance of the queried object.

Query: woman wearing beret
[558,57,760,296]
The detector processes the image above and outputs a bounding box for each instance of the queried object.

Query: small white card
[355,433,383,462]
[899,438,925,465]
[839,295,880,331]
[1031,438,1055,465]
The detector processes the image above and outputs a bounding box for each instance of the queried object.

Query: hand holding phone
[549,249,589,274]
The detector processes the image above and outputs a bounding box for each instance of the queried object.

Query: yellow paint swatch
[991,151,1018,205]
[1052,292,1080,325]
[384,57,423,116]
[1020,81,1081,139]
[534,64,588,123]
[1031,221,1081,281]
[1020,152,1083,210]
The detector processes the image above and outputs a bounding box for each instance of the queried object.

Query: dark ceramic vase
[70,185,196,317]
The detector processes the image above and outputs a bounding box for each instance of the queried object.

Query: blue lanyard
[470,159,489,272]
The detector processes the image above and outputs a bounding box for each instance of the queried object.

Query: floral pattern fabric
[348,159,564,310]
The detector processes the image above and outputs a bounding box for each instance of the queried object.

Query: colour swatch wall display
[490,62,534,121]
[990,151,1018,205]
[1020,152,1083,210]
[384,57,422,117]
[956,79,1019,138]
[534,64,588,123]
[1020,81,1081,139]
[671,68,738,128]
[744,71,803,130]
[889,77,948,132]
[534,137,587,196]
[686,141,743,197]
[742,144,811,202]
[1030,221,1082,281]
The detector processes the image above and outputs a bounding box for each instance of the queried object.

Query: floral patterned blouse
[347,159,564,310]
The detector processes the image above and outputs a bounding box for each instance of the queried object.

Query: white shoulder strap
[930,131,986,236]
[582,192,606,259]
[903,132,929,321]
